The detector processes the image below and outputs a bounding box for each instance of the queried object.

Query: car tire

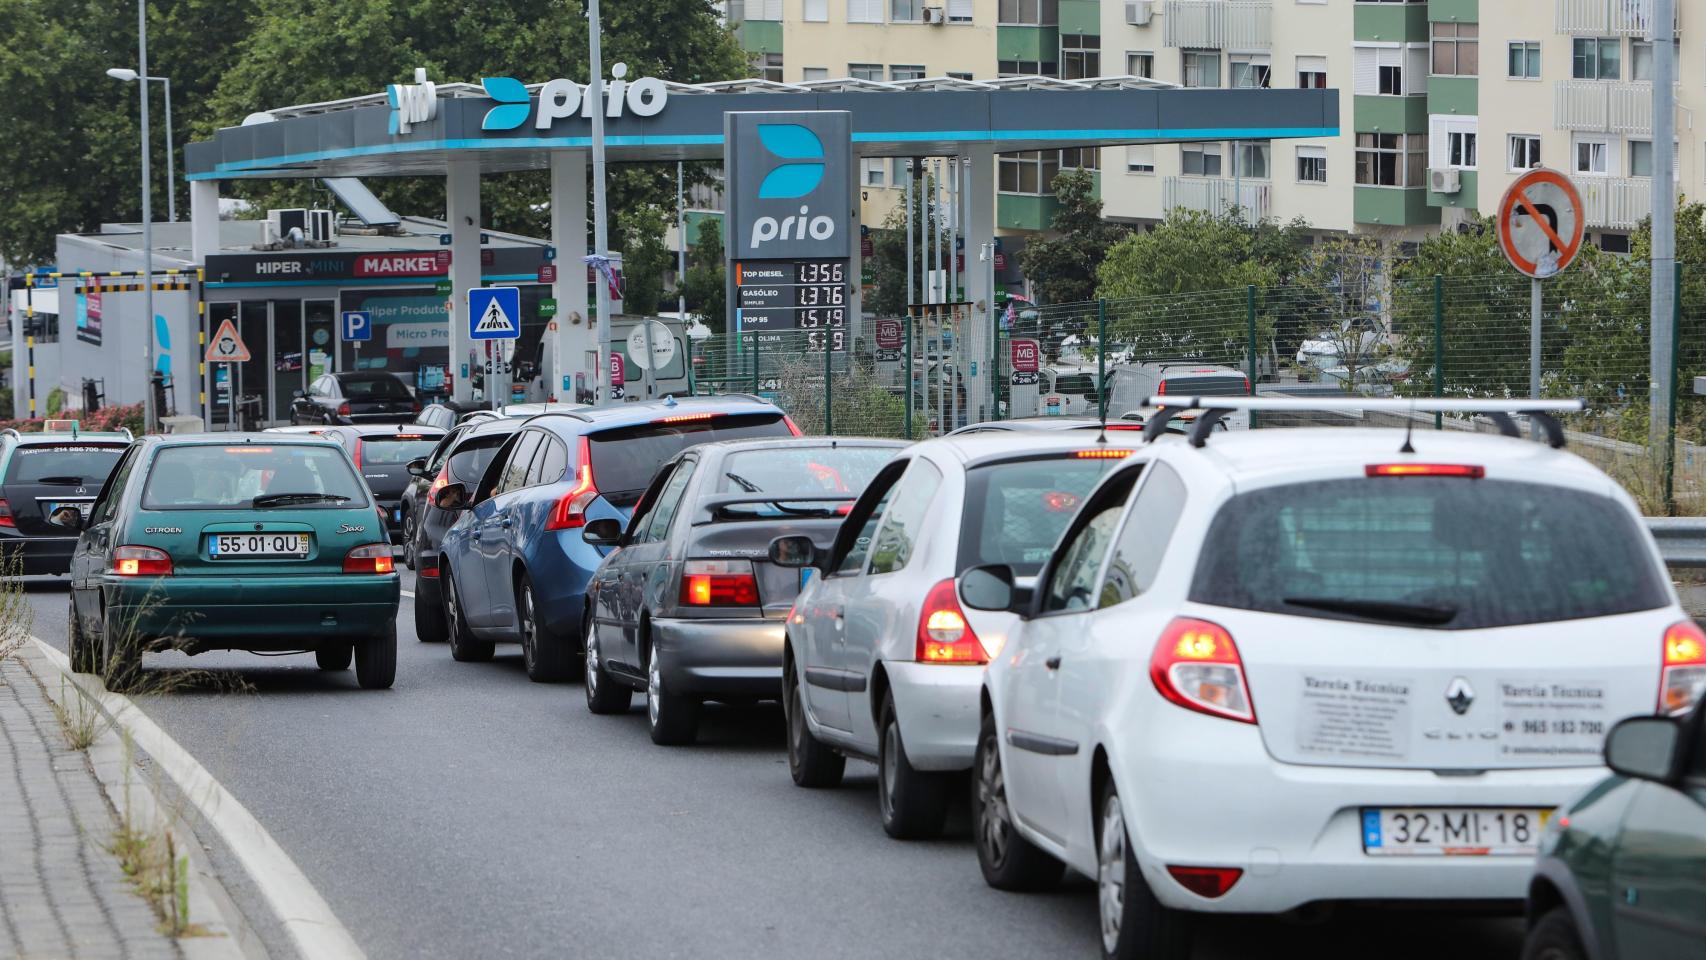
[518,574,572,683]
[1521,907,1588,960]
[99,608,140,693]
[646,647,699,746]
[444,568,494,663]
[316,643,353,671]
[400,508,417,570]
[354,622,397,690]
[973,711,1065,891]
[783,650,845,788]
[584,617,631,715]
[414,581,448,643]
[69,597,97,675]
[877,690,952,839]
[1097,778,1189,960]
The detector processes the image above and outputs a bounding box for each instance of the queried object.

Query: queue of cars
[17,391,1705,960]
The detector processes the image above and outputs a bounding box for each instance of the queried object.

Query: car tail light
[915,578,986,664]
[1150,617,1255,724]
[1166,866,1243,899]
[1075,448,1132,459]
[337,401,351,417]
[412,400,422,413]
[783,415,803,436]
[343,543,395,574]
[1042,491,1080,512]
[1366,463,1485,479]
[0,498,13,528]
[546,438,597,530]
[1660,620,1706,715]
[112,545,172,577]
[353,440,363,469]
[417,552,439,579]
[679,560,760,607]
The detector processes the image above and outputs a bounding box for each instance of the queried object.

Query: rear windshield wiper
[715,501,841,520]
[32,476,88,486]
[253,493,351,508]
[725,472,763,493]
[1281,596,1458,626]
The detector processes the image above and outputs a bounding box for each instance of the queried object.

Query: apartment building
[1100,0,1702,249]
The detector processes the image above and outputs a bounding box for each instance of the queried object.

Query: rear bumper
[103,574,399,647]
[0,534,78,575]
[651,616,785,699]
[886,660,983,772]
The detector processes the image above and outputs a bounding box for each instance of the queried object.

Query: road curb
[27,637,367,960]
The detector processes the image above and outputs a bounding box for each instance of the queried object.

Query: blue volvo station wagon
[430,396,799,682]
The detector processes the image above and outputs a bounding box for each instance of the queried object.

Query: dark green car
[56,434,400,690]
[1523,696,1706,960]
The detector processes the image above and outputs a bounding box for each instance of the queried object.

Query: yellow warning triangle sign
[205,317,252,363]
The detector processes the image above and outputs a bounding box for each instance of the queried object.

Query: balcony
[1554,80,1665,135]
[1578,176,1654,231]
[1163,1,1271,50]
[1555,0,1678,37]
[1163,176,1271,220]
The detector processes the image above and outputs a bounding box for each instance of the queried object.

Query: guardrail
[1645,517,1706,569]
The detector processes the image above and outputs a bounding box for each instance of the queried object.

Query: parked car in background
[948,417,1146,437]
[0,425,132,575]
[57,434,400,690]
[1522,699,1706,960]
[771,432,1133,839]
[291,371,420,425]
[432,396,800,682]
[406,417,524,637]
[307,425,444,543]
[964,399,1689,960]
[413,402,464,431]
[583,437,905,744]
[1102,362,1251,427]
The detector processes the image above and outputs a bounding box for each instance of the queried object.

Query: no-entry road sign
[1498,168,1584,279]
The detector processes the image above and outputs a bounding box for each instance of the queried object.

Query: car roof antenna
[1399,405,1416,454]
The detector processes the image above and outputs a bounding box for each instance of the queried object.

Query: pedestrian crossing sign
[468,286,521,341]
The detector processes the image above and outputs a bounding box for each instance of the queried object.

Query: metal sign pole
[641,321,658,399]
[1651,0,1677,453]
[587,0,613,407]
[225,363,234,430]
[1530,277,1542,400]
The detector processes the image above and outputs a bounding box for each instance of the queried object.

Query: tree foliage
[868,173,950,318]
[682,218,726,332]
[1016,170,1127,304]
[618,204,671,316]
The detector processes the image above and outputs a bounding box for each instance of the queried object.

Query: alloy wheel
[880,722,900,820]
[584,625,600,695]
[446,575,463,636]
[519,583,536,671]
[976,739,1010,867]
[647,656,661,729]
[1098,793,1128,955]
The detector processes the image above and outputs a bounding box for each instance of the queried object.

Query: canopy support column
[963,148,994,424]
[190,180,219,264]
[447,160,481,405]
[550,151,591,402]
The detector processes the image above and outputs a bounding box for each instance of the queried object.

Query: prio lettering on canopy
[749,205,837,250]
[479,63,668,132]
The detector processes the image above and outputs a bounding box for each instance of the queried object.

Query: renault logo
[756,124,826,198]
[1445,677,1475,716]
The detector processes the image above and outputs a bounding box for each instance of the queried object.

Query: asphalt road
[22,573,1525,960]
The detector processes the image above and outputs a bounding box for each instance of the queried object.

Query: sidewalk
[0,656,181,960]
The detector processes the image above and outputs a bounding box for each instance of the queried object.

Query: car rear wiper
[1282,596,1458,626]
[725,472,763,493]
[253,493,351,508]
[714,501,841,520]
[33,476,88,486]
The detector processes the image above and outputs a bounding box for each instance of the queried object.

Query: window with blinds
[1353,46,1426,96]
[847,0,883,23]
[804,0,828,21]
[947,0,974,21]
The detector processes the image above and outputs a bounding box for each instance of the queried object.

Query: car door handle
[500,517,513,529]
[1045,656,1061,670]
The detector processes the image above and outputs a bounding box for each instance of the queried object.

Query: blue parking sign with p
[341,310,373,342]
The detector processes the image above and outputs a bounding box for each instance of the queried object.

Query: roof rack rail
[0,428,20,440]
[1143,397,1585,450]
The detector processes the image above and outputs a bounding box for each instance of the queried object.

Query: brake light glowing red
[1150,617,1255,724]
[657,412,718,424]
[1075,448,1132,459]
[1660,620,1706,715]
[783,415,803,436]
[1166,866,1243,899]
[337,401,351,417]
[1366,463,1485,479]
[0,498,13,528]
[546,438,597,530]
[112,545,172,577]
[342,543,394,574]
[679,560,760,607]
[916,579,986,664]
[353,440,363,469]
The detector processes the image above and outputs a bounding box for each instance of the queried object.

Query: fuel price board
[734,259,850,350]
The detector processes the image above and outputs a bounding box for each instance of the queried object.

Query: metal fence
[684,267,1706,512]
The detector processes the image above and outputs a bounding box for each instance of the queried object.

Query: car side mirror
[292,390,305,399]
[1604,716,1683,783]
[406,457,430,479]
[432,483,471,511]
[581,517,623,546]
[47,506,85,531]
[959,564,1016,612]
[768,535,817,569]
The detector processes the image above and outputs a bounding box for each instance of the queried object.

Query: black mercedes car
[0,426,132,575]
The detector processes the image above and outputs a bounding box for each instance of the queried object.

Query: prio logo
[749,205,837,249]
[481,63,668,132]
[387,68,438,135]
[756,124,825,198]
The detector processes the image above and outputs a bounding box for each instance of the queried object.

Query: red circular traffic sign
[1497,168,1585,279]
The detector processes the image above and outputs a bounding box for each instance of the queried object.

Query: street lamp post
[106,68,175,223]
[111,0,156,433]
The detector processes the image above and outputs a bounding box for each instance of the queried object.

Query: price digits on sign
[796,261,845,284]
[796,284,845,307]
[798,308,846,329]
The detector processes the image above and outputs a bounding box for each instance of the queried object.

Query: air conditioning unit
[1125,0,1153,25]
[922,6,945,24]
[308,209,336,242]
[268,208,308,240]
[1429,168,1461,194]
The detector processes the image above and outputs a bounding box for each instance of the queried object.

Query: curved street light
[106,67,175,223]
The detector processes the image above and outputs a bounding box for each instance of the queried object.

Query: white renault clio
[965,399,1705,960]
[770,432,1135,839]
